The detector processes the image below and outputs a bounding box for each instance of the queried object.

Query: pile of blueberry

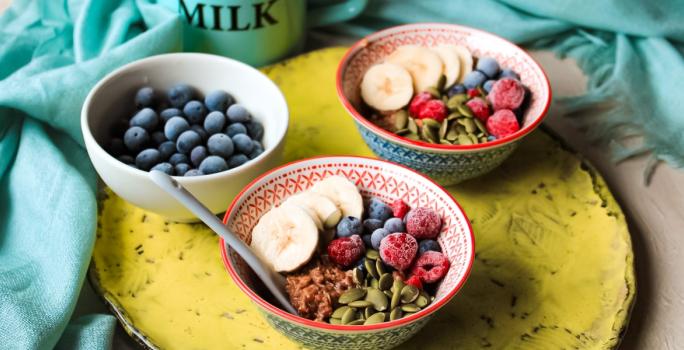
[107,84,265,176]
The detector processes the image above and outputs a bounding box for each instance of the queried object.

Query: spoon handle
[149,171,297,315]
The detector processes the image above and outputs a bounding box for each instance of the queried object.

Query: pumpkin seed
[378,273,393,291]
[422,118,441,130]
[457,134,473,145]
[391,287,402,310]
[370,278,379,289]
[384,290,394,298]
[405,133,420,141]
[352,268,364,285]
[446,124,460,141]
[400,285,419,304]
[347,319,365,325]
[441,95,449,103]
[375,259,386,276]
[407,118,418,134]
[365,306,374,319]
[416,294,429,308]
[420,126,437,143]
[468,133,479,144]
[426,86,441,98]
[401,303,421,313]
[439,119,449,139]
[331,306,350,319]
[329,318,341,325]
[461,118,477,133]
[457,104,474,118]
[341,307,357,324]
[365,259,379,279]
[349,300,373,308]
[447,112,461,121]
[447,94,468,109]
[480,136,488,143]
[404,312,416,318]
[392,110,409,130]
[366,288,389,312]
[389,307,403,321]
[431,296,436,302]
[436,74,447,92]
[439,139,452,145]
[365,249,379,260]
[339,288,366,304]
[474,118,487,134]
[363,312,387,325]
[395,128,410,136]
[391,278,405,293]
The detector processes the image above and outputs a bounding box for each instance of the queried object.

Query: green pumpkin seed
[447,94,468,110]
[441,95,449,103]
[407,118,418,134]
[365,249,379,260]
[416,294,429,308]
[363,312,386,325]
[403,312,416,318]
[364,259,379,279]
[477,86,487,97]
[473,118,487,134]
[422,118,441,130]
[480,136,488,143]
[446,125,460,141]
[426,86,441,98]
[431,296,436,302]
[447,112,461,121]
[439,119,449,139]
[366,288,389,312]
[468,133,479,144]
[401,304,421,313]
[347,319,365,325]
[420,126,438,143]
[339,288,366,304]
[400,285,419,304]
[349,300,373,308]
[457,134,473,145]
[395,128,410,136]
[365,306,374,319]
[389,307,403,321]
[436,75,447,92]
[378,273,393,291]
[457,104,474,118]
[375,259,386,276]
[384,290,394,298]
[391,278,405,293]
[331,306,350,319]
[353,268,364,285]
[341,307,357,324]
[391,287,401,310]
[370,278,379,289]
[461,118,477,133]
[329,318,341,325]
[393,110,409,130]
[405,133,420,141]
[439,139,452,145]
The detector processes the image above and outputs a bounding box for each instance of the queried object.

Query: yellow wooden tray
[90,48,635,349]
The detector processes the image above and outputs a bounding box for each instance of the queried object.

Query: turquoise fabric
[332,0,684,181]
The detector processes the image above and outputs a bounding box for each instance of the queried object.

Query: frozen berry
[191,124,208,142]
[486,109,520,138]
[405,207,442,239]
[204,111,226,135]
[384,218,405,233]
[134,86,156,109]
[467,88,481,98]
[183,100,207,124]
[232,133,254,154]
[465,97,491,122]
[168,84,194,108]
[205,90,234,112]
[129,108,159,131]
[248,144,264,159]
[371,228,390,250]
[174,163,191,176]
[362,219,383,235]
[168,152,189,166]
[151,131,166,145]
[379,232,418,271]
[164,117,190,142]
[447,84,466,98]
[483,80,496,93]
[190,145,208,167]
[150,162,173,175]
[227,104,251,123]
[368,198,393,221]
[356,257,367,272]
[245,121,264,140]
[476,57,500,78]
[337,216,362,238]
[184,169,203,176]
[160,108,182,123]
[418,239,441,254]
[499,68,519,80]
[158,141,176,160]
[135,148,160,171]
[199,155,228,174]
[463,70,487,89]
[405,275,423,290]
[410,251,450,283]
[416,99,447,122]
[176,130,202,154]
[390,199,410,219]
[207,134,234,158]
[487,78,525,111]
[362,234,373,248]
[226,122,247,137]
[408,92,432,117]
[117,155,134,165]
[228,154,249,168]
[123,126,149,152]
[327,235,365,268]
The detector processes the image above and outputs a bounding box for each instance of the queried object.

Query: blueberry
[362,234,373,248]
[160,108,182,123]
[183,100,207,124]
[169,152,189,165]
[190,145,208,167]
[483,80,496,93]
[371,228,390,250]
[123,126,149,152]
[191,124,208,142]
[248,143,264,159]
[203,111,226,135]
[150,162,174,175]
[176,130,202,154]
[418,239,442,254]
[463,70,488,89]
[499,68,519,80]
[362,219,383,235]
[168,84,194,108]
[226,104,251,123]
[174,163,191,176]
[447,84,467,97]
[336,216,362,238]
[164,116,190,141]
[108,138,126,156]
[129,108,159,131]
[199,155,228,174]
[207,134,234,158]
[158,141,176,160]
[225,122,247,137]
[245,121,264,140]
[487,135,497,142]
[135,86,156,108]
[384,217,405,233]
[232,133,254,154]
[367,198,392,221]
[135,148,161,170]
[228,154,249,168]
[476,57,500,78]
[151,131,166,145]
[184,169,204,177]
[204,90,234,112]
[117,154,135,165]
[356,258,367,272]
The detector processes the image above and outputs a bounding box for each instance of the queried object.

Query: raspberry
[408,92,432,117]
[405,275,423,290]
[327,235,365,268]
[410,251,450,283]
[416,100,447,122]
[405,207,442,239]
[379,233,418,271]
[486,109,520,138]
[390,199,410,219]
[467,88,481,98]
[465,97,491,122]
[487,78,525,111]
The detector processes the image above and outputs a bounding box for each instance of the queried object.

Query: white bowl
[81,53,288,221]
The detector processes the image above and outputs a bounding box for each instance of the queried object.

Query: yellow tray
[90,48,635,349]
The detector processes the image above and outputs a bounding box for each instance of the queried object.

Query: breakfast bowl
[82,53,288,221]
[220,156,474,350]
[336,23,551,185]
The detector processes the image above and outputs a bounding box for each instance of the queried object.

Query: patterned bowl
[220,156,474,350]
[336,23,551,185]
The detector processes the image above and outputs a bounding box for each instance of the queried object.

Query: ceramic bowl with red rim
[220,156,474,350]
[336,23,551,186]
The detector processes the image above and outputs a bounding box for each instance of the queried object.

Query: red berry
[408,92,432,117]
[405,207,442,239]
[410,251,450,283]
[465,97,491,122]
[405,275,423,290]
[486,109,520,138]
[327,235,365,268]
[390,199,410,219]
[467,88,481,98]
[379,233,418,271]
[487,78,525,111]
[417,100,447,122]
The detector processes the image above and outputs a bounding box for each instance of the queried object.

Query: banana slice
[310,175,364,219]
[386,45,443,93]
[250,203,319,273]
[285,192,343,229]
[432,45,462,87]
[360,62,413,111]
[451,45,473,83]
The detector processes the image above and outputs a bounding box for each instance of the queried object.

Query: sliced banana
[310,175,364,219]
[386,45,443,93]
[360,62,414,111]
[285,192,343,229]
[432,45,462,87]
[250,203,318,273]
[451,45,473,83]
